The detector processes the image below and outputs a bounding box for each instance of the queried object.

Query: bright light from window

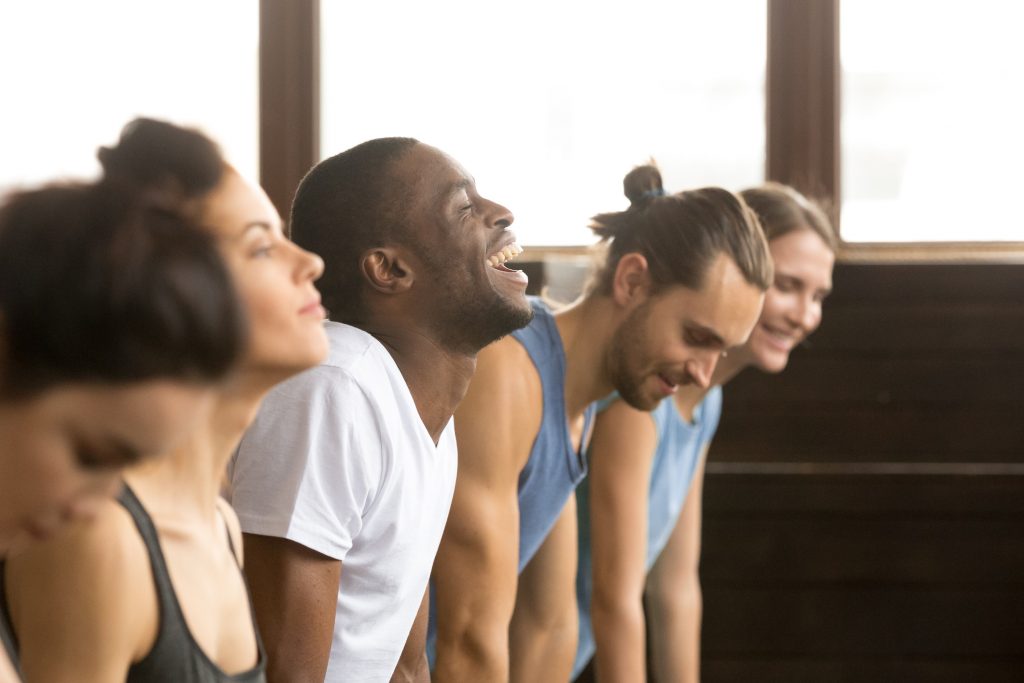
[842,0,1024,242]
[321,0,765,246]
[0,2,258,192]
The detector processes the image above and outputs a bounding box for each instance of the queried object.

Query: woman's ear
[360,247,415,295]
[611,252,652,308]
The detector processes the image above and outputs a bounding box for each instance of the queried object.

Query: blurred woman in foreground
[3,118,328,683]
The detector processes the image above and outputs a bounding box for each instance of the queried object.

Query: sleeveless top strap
[0,564,20,677]
[118,485,179,613]
[119,485,266,683]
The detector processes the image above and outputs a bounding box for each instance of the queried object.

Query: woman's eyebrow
[239,221,274,236]
[74,434,144,468]
[223,221,276,243]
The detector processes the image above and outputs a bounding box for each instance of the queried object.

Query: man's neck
[365,323,476,444]
[553,296,620,419]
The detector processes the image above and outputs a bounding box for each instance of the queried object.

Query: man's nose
[688,353,718,389]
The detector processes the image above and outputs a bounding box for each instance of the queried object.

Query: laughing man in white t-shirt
[227,138,534,683]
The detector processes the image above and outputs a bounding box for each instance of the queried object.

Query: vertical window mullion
[259,0,320,224]
[766,0,840,226]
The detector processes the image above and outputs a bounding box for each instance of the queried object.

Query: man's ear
[611,252,652,308]
[361,247,415,295]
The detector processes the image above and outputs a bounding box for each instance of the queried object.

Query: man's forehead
[396,143,469,183]
[386,145,476,234]
[660,281,760,333]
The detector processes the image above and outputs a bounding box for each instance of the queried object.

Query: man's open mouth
[487,242,523,271]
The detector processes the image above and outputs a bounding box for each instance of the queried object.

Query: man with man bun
[431,165,773,681]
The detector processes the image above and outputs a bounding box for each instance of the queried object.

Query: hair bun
[98,118,224,198]
[623,162,665,205]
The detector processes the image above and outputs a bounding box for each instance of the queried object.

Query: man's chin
[756,350,790,375]
[452,297,535,353]
[495,301,536,339]
[495,294,534,333]
[617,386,661,413]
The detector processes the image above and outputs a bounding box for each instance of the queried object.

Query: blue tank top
[426,298,595,667]
[572,386,723,677]
[512,297,595,571]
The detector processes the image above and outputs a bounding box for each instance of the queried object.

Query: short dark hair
[587,163,773,296]
[740,182,838,252]
[0,118,245,400]
[289,137,420,324]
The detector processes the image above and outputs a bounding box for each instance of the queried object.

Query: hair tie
[641,188,666,199]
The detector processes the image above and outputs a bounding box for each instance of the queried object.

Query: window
[320,0,766,246]
[0,1,258,190]
[841,0,1024,243]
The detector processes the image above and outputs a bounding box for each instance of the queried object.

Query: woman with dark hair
[0,126,246,681]
[2,118,328,683]
[574,174,837,682]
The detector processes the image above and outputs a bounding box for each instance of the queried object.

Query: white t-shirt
[227,321,458,682]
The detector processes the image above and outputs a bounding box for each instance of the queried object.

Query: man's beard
[423,251,533,355]
[605,302,660,412]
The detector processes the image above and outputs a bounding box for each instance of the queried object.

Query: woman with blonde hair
[575,176,837,682]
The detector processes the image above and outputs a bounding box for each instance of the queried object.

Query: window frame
[258,0,1024,262]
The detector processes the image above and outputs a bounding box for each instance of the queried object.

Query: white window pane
[0,2,258,190]
[841,0,1024,242]
[321,0,765,246]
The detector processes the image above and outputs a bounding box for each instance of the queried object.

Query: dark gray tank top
[0,486,266,683]
[119,485,266,683]
[0,581,18,678]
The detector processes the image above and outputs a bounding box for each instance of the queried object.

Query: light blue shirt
[573,386,723,677]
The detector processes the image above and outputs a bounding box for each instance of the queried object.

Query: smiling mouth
[487,241,523,271]
[657,372,687,394]
[760,324,800,350]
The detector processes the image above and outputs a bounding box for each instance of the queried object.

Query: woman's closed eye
[250,242,276,258]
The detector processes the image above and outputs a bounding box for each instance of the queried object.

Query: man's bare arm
[588,401,660,681]
[242,533,342,683]
[432,337,540,682]
[391,589,430,683]
[509,496,581,683]
[646,449,708,683]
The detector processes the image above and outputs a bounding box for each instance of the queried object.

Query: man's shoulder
[458,335,543,464]
[474,334,540,400]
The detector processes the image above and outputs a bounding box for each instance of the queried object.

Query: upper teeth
[487,242,523,268]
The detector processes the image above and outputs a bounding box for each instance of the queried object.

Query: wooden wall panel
[703,471,1024,515]
[703,587,1024,656]
[704,516,1024,584]
[701,263,1024,681]
[726,357,1024,404]
[712,405,1024,462]
[704,659,1024,683]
